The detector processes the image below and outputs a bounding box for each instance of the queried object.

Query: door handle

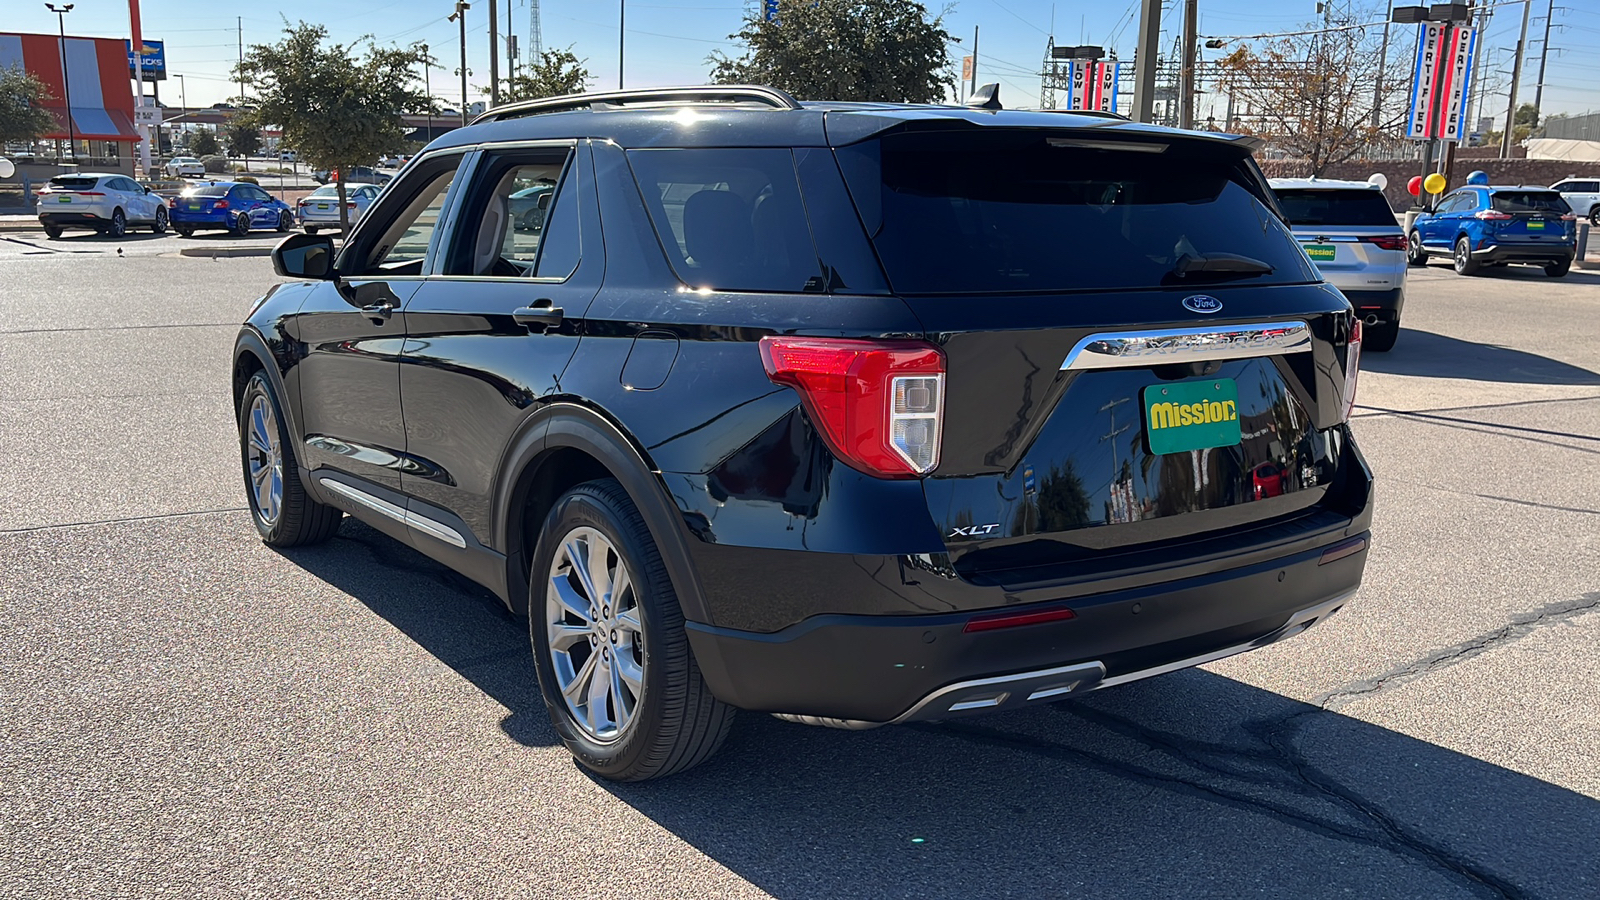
[513,302,564,331]
[361,303,395,324]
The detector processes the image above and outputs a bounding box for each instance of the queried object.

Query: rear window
[309,185,340,197]
[184,186,232,198]
[1491,191,1570,214]
[49,176,100,190]
[1274,188,1397,227]
[837,130,1315,294]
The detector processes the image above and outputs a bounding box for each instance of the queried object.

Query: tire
[1589,207,1599,228]
[232,212,251,237]
[1545,258,1571,278]
[238,370,342,547]
[276,210,293,232]
[1452,236,1479,276]
[529,479,734,781]
[108,208,126,238]
[304,225,318,236]
[1406,231,1427,266]
[1364,320,1399,353]
[175,225,194,238]
[152,207,168,234]
[43,224,63,240]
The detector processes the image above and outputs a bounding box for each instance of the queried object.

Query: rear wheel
[151,207,168,234]
[1545,258,1571,278]
[1589,208,1599,228]
[1452,236,1479,276]
[232,212,251,236]
[43,224,63,240]
[107,208,126,238]
[530,479,734,781]
[1406,231,1427,266]
[1364,319,1399,353]
[238,370,342,547]
[175,225,195,238]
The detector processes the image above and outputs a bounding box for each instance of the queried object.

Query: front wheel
[1589,208,1599,228]
[530,479,734,781]
[1453,236,1479,276]
[152,207,168,234]
[232,212,251,237]
[238,371,342,546]
[1545,258,1571,278]
[276,210,293,232]
[1406,231,1428,266]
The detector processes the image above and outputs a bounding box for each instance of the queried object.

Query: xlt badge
[949,523,1001,538]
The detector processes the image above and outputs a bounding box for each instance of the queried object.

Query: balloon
[1467,169,1489,186]
[1423,173,1447,194]
[1367,173,1388,190]
[1407,175,1423,197]
[0,157,13,179]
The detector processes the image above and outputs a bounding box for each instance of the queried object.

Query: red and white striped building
[1,32,142,174]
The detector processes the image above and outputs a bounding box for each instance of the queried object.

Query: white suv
[1550,178,1600,226]
[1270,178,1408,353]
[35,173,169,239]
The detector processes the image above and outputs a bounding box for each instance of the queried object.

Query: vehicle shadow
[280,520,1600,899]
[1362,328,1600,384]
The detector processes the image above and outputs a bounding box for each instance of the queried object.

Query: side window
[626,148,823,292]
[114,177,139,193]
[1441,193,1472,214]
[351,157,461,275]
[443,148,575,278]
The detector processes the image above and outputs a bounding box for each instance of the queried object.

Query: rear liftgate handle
[513,299,564,332]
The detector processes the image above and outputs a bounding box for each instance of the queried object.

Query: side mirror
[537,191,551,211]
[273,232,337,280]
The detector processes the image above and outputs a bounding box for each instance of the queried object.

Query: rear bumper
[687,537,1367,724]
[1341,287,1404,321]
[38,211,108,226]
[170,212,232,229]
[1472,243,1575,264]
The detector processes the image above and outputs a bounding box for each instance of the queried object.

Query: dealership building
[1,32,145,175]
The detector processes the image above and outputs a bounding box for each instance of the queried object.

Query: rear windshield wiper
[1171,251,1275,278]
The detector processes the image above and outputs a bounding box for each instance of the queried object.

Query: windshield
[836,130,1316,294]
[1274,188,1397,227]
[1491,191,1570,214]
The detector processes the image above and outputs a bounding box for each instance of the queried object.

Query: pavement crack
[1355,405,1600,443]
[1351,394,1600,419]
[0,507,247,534]
[1314,593,1600,712]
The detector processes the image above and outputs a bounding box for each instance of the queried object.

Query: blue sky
[7,1,1598,119]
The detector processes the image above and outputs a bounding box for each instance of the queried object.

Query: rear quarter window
[1275,189,1397,227]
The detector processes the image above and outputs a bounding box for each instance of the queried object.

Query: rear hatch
[1487,189,1575,245]
[44,176,103,207]
[178,185,232,215]
[1272,187,1405,289]
[832,124,1360,584]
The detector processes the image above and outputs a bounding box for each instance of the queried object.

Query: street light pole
[618,0,625,89]
[449,1,470,127]
[45,3,75,164]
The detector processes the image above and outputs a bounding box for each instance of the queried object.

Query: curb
[179,245,274,259]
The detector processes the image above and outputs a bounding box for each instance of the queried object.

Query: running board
[316,476,468,548]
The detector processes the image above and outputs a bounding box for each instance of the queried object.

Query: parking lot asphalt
[1,251,1597,899]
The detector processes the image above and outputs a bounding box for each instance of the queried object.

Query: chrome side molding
[1061,320,1313,371]
[317,476,468,549]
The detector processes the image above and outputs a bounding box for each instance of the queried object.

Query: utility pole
[488,0,499,106]
[1130,0,1161,123]
[1501,0,1531,158]
[1373,1,1394,131]
[1465,2,1494,143]
[237,17,245,106]
[1533,0,1556,115]
[969,26,979,98]
[1179,0,1196,129]
[618,0,625,89]
[450,1,470,127]
[46,3,75,163]
[130,0,150,176]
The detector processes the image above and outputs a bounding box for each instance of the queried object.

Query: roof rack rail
[473,85,801,125]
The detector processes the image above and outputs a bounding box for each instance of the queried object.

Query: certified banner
[1435,26,1476,142]
[1407,23,1476,141]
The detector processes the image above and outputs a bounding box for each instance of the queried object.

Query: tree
[1215,3,1408,174]
[190,127,219,157]
[708,0,954,103]
[226,120,262,159]
[238,22,427,231]
[501,47,590,103]
[0,64,56,147]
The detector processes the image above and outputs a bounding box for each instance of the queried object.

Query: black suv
[235,86,1372,781]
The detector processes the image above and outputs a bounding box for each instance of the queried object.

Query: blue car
[1407,184,1576,277]
[169,182,295,237]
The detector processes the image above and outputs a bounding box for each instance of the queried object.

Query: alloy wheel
[110,209,125,237]
[245,394,284,526]
[545,526,645,743]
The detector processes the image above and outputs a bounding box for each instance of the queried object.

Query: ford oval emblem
[1182,295,1223,314]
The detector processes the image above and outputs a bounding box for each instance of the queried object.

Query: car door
[284,152,466,501]
[1422,192,1468,248]
[397,141,602,549]
[113,177,149,222]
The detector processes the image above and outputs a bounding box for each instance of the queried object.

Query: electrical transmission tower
[528,0,542,62]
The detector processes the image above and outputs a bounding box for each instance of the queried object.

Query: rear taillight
[1362,235,1407,251]
[1559,213,1576,221]
[759,336,945,478]
[166,197,177,208]
[213,199,229,209]
[1473,210,1512,221]
[1342,319,1362,422]
[347,202,357,209]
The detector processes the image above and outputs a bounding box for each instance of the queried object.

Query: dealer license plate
[316,203,330,210]
[1527,219,1545,230]
[57,196,72,203]
[1143,379,1242,455]
[1302,243,1336,262]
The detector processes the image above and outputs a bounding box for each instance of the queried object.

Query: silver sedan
[296,183,381,234]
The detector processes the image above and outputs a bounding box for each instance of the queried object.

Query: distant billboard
[126,39,166,82]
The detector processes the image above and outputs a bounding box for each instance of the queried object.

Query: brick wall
[1259,157,1600,211]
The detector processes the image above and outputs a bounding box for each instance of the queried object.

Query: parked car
[169,182,294,237]
[310,166,392,186]
[378,153,412,168]
[36,172,168,238]
[164,156,206,179]
[296,182,381,234]
[508,181,555,231]
[1549,177,1600,227]
[236,85,1371,781]
[1269,178,1408,352]
[1408,185,1577,277]
[279,149,299,162]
